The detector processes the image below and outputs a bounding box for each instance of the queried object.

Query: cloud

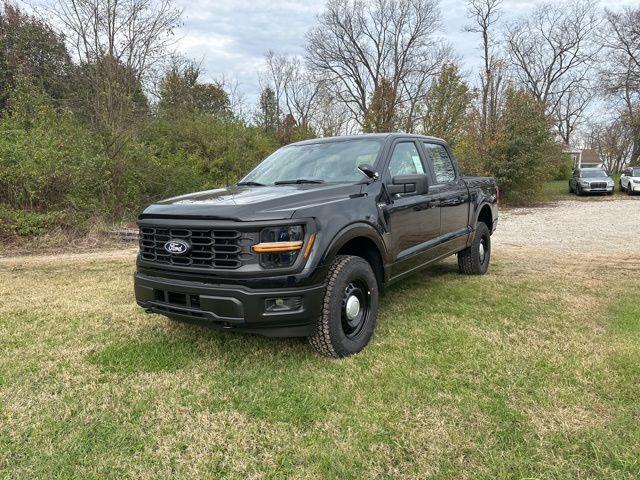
[173,0,326,98]
[173,0,639,104]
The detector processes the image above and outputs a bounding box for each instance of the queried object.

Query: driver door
[383,140,441,279]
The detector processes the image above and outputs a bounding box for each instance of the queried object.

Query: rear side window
[387,142,425,177]
[423,143,455,183]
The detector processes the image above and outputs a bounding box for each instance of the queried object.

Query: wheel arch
[322,223,389,289]
[474,203,494,233]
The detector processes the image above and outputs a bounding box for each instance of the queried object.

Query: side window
[423,143,456,183]
[387,142,425,178]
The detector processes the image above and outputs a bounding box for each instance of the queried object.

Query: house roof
[581,149,600,164]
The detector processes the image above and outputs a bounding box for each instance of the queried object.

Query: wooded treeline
[0,0,638,237]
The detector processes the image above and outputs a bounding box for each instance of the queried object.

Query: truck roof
[290,133,446,146]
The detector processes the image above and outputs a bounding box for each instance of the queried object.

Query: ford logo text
[164,239,190,255]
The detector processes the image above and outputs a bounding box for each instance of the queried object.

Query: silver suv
[569,168,615,196]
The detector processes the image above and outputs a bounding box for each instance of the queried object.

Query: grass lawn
[1,249,639,478]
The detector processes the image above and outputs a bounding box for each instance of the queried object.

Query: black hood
[140,183,364,221]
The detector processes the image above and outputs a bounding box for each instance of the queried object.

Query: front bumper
[630,183,640,192]
[134,272,324,337]
[580,185,614,193]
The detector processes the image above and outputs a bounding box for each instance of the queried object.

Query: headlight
[253,225,305,268]
[633,179,640,184]
[579,180,590,186]
[607,180,614,185]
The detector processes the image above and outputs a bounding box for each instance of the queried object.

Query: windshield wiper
[236,181,266,187]
[274,179,325,185]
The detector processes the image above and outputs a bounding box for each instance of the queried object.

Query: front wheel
[458,222,491,275]
[629,184,634,196]
[309,255,379,358]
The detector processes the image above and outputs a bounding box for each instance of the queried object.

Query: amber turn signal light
[252,241,304,253]
[303,233,316,258]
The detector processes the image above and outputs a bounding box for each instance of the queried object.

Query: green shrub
[552,153,574,181]
[0,205,64,236]
[0,81,282,236]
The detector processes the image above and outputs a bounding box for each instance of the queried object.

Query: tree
[48,0,181,143]
[601,6,640,165]
[314,84,353,136]
[158,60,230,118]
[363,77,398,132]
[421,63,470,149]
[506,0,601,144]
[590,119,633,173]
[261,52,321,133]
[306,0,448,131]
[0,2,72,112]
[488,88,562,202]
[465,0,505,138]
[555,82,593,145]
[257,86,279,133]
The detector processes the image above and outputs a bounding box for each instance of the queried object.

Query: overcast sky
[172,0,638,106]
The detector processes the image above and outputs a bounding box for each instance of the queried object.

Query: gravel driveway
[493,198,640,254]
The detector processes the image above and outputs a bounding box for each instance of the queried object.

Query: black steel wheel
[341,279,370,339]
[309,255,379,358]
[458,222,491,275]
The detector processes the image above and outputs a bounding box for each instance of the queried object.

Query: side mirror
[358,163,379,180]
[387,174,429,196]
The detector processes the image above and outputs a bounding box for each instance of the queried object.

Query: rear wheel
[309,255,379,358]
[458,222,491,275]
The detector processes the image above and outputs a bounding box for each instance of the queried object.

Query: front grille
[140,227,256,269]
[590,182,607,189]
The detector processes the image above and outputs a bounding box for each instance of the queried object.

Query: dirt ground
[494,197,640,255]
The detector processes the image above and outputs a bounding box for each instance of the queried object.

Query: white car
[620,167,640,195]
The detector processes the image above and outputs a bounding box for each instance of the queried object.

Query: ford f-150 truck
[135,134,498,357]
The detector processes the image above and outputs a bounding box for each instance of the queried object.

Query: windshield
[581,170,607,178]
[240,139,383,185]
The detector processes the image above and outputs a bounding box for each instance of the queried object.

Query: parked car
[569,168,615,195]
[620,167,640,195]
[134,134,498,357]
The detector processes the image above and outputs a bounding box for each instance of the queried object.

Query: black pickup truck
[135,134,498,357]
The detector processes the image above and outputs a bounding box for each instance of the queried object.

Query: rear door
[421,141,470,253]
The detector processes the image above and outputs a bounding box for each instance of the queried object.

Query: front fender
[320,221,390,267]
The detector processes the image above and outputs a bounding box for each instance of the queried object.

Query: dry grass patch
[1,248,639,478]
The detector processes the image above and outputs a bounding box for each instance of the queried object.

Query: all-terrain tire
[308,255,379,358]
[458,222,491,275]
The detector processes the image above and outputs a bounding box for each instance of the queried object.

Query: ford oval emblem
[164,239,190,255]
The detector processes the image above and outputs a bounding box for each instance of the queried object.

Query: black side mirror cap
[358,163,379,180]
[387,174,429,195]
